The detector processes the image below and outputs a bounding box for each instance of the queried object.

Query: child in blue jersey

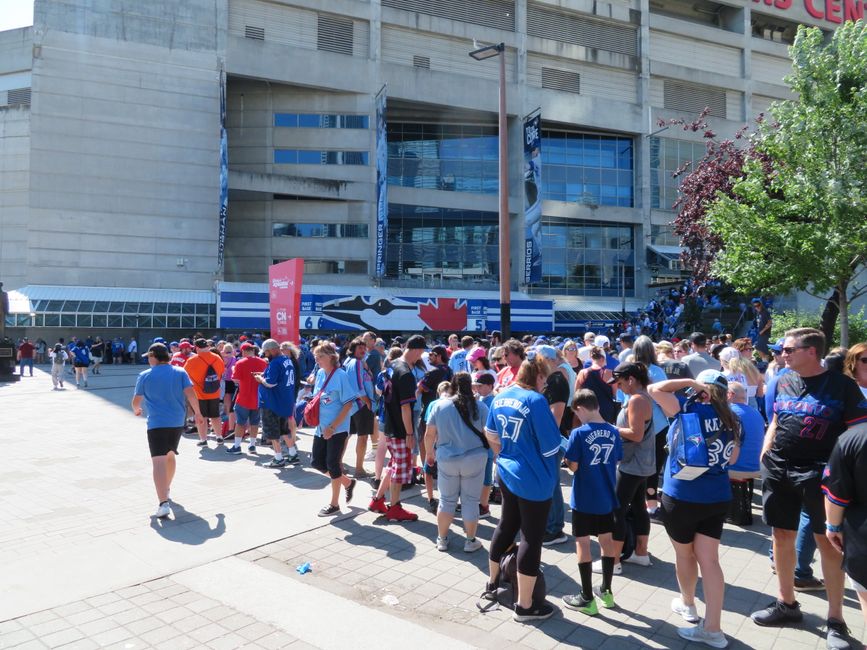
[562,390,623,616]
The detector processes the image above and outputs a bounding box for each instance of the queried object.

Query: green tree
[705,21,867,346]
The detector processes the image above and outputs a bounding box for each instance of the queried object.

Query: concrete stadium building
[0,0,852,338]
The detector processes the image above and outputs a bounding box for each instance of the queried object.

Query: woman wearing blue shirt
[649,370,742,649]
[311,342,358,518]
[483,356,562,623]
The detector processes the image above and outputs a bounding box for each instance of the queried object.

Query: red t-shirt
[170,352,192,367]
[18,342,35,359]
[496,365,518,390]
[232,356,268,409]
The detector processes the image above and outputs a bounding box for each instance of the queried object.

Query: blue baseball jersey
[258,355,296,417]
[564,422,622,515]
[485,386,562,502]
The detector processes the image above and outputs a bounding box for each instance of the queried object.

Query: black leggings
[645,428,668,498]
[489,481,551,577]
[613,470,651,542]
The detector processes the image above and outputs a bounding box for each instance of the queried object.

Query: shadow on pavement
[331,514,434,561]
[149,501,226,545]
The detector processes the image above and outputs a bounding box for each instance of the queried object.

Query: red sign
[268,259,303,343]
[753,0,863,25]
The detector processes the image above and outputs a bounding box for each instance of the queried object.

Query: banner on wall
[217,66,228,269]
[268,259,303,342]
[374,85,388,278]
[523,110,542,284]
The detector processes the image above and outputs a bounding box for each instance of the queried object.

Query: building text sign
[754,0,864,25]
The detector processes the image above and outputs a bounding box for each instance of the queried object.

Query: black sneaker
[285,454,301,465]
[371,478,381,490]
[513,600,555,622]
[196,439,208,447]
[345,478,357,503]
[825,618,852,650]
[225,446,242,455]
[318,504,340,517]
[751,600,803,626]
[794,576,825,592]
[427,498,439,514]
[542,531,568,546]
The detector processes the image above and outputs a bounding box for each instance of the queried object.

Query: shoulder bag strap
[454,402,490,450]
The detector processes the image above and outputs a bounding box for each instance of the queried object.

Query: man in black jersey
[752,328,867,649]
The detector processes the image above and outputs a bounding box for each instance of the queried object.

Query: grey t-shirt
[428,397,489,462]
[616,398,656,477]
[683,351,717,378]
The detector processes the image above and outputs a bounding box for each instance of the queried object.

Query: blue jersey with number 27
[485,386,562,502]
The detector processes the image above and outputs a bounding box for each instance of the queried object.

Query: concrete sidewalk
[1,366,864,649]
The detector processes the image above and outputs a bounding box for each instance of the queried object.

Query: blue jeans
[545,451,565,535]
[19,358,34,375]
[795,508,817,580]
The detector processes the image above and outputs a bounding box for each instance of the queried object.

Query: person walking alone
[132,343,201,519]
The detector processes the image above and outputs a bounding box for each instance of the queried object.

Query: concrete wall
[24,0,227,290]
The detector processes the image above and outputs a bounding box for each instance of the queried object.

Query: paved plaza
[0,365,864,649]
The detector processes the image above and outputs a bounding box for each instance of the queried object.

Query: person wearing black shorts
[344,337,377,478]
[561,391,622,616]
[650,370,742,649]
[132,343,201,519]
[750,328,867,648]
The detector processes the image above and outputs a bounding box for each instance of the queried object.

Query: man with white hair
[577,332,597,365]
[254,339,300,468]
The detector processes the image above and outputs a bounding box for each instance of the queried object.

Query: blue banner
[218,68,228,269]
[374,87,388,277]
[523,112,542,284]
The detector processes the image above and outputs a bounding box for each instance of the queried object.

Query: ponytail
[451,372,478,422]
[707,385,742,446]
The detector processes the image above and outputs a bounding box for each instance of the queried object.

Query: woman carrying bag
[424,372,490,553]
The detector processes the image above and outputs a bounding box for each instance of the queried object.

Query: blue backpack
[667,400,720,481]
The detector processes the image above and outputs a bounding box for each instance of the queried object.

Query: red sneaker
[385,504,418,522]
[368,496,388,514]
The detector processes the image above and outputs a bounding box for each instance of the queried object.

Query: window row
[542,132,634,207]
[649,137,707,211]
[273,150,369,165]
[274,113,369,129]
[29,301,215,315]
[272,223,369,238]
[274,259,369,274]
[19,313,215,329]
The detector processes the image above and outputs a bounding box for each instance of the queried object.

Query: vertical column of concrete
[635,0,653,303]
[370,0,382,284]
[509,0,528,292]
[741,6,753,124]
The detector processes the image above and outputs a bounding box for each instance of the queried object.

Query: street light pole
[470,42,510,339]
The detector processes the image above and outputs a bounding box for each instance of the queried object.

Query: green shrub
[771,307,867,348]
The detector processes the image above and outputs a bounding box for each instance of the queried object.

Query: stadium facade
[0,0,851,337]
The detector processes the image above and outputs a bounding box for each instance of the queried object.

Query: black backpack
[478,544,547,612]
[202,363,221,394]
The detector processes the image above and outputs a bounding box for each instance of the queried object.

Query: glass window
[108,302,124,313]
[92,314,107,328]
[529,218,635,297]
[93,301,110,312]
[123,302,140,314]
[15,314,32,326]
[78,301,95,312]
[166,316,182,328]
[108,314,123,328]
[138,316,153,328]
[153,302,168,314]
[181,315,196,329]
[181,304,195,315]
[44,314,60,327]
[152,315,167,328]
[77,314,92,327]
[62,301,80,312]
[295,259,369,275]
[387,122,499,195]
[60,314,75,327]
[274,150,369,165]
[272,223,369,238]
[167,303,182,314]
[650,137,707,211]
[275,113,369,129]
[541,131,634,207]
[384,203,498,286]
[195,315,211,328]
[45,300,64,311]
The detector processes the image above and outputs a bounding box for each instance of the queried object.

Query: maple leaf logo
[418,298,467,331]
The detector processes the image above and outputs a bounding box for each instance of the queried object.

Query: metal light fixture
[469,41,511,338]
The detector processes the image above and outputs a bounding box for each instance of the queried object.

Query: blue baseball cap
[769,338,785,353]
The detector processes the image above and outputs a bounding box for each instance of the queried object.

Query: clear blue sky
[0,0,34,32]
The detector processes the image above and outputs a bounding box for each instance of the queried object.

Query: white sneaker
[155,502,171,519]
[592,559,622,575]
[671,597,700,623]
[677,623,728,648]
[464,538,483,553]
[436,536,449,552]
[623,553,652,566]
[364,450,376,461]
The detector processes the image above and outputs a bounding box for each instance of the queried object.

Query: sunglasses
[564,346,577,351]
[782,346,809,354]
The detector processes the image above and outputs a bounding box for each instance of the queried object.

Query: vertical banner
[374,85,388,278]
[523,111,542,284]
[217,66,228,269]
[269,259,304,343]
